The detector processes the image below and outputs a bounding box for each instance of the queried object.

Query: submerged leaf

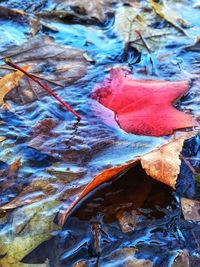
[48,0,135,23]
[0,200,60,267]
[0,158,21,196]
[0,67,29,106]
[74,247,153,267]
[114,5,169,52]
[92,68,196,136]
[181,197,200,222]
[172,250,190,267]
[0,35,88,104]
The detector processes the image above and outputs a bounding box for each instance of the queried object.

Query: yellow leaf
[0,200,60,267]
[148,0,188,36]
[0,136,5,142]
[13,9,26,15]
[0,66,29,106]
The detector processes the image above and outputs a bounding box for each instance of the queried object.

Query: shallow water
[0,1,200,266]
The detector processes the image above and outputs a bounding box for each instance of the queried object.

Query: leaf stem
[3,58,81,120]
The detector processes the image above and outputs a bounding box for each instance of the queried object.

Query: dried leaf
[58,135,190,225]
[140,138,184,188]
[0,67,29,106]
[92,68,196,136]
[181,197,200,222]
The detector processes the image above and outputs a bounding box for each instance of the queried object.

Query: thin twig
[0,65,64,87]
[26,75,40,100]
[130,32,170,44]
[135,30,151,53]
[4,58,81,119]
[30,74,64,87]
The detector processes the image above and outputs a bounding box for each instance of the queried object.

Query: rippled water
[0,1,200,266]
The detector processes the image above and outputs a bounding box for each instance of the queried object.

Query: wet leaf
[0,0,199,265]
[0,35,88,104]
[59,135,191,225]
[0,200,60,267]
[114,5,170,53]
[148,0,200,40]
[74,247,153,266]
[172,250,190,267]
[181,197,200,222]
[48,0,135,23]
[0,166,85,210]
[0,0,46,13]
[0,158,21,194]
[100,247,153,266]
[92,68,196,136]
[116,209,137,233]
[0,136,5,142]
[0,67,29,106]
[147,0,188,36]
[0,6,25,18]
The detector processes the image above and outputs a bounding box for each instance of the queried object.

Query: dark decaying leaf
[0,35,88,104]
[0,0,47,12]
[74,247,153,267]
[0,158,21,192]
[1,0,137,24]
[28,117,118,164]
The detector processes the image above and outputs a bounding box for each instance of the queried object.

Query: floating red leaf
[92,69,195,136]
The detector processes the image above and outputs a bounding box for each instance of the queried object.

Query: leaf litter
[0,0,200,266]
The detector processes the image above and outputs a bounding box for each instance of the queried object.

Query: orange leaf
[58,134,193,226]
[0,66,29,105]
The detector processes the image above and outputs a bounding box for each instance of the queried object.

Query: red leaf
[92,69,195,136]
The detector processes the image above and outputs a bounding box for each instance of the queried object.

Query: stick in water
[4,58,81,120]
